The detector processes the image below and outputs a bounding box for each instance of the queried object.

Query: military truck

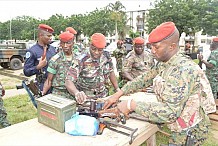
[0,42,28,70]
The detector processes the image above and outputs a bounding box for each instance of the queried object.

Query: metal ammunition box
[36,94,76,133]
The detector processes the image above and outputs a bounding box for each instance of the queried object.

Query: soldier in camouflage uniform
[112,40,127,73]
[0,81,11,128]
[199,38,218,99]
[42,32,75,100]
[103,22,216,145]
[65,33,119,104]
[122,37,155,81]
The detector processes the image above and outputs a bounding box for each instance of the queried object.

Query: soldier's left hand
[75,91,87,104]
[117,100,131,115]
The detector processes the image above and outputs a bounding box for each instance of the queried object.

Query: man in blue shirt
[23,24,56,94]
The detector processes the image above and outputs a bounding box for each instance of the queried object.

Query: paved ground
[4,88,27,99]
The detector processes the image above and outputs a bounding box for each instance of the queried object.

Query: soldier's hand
[75,91,87,104]
[117,100,130,115]
[198,54,203,61]
[37,56,47,70]
[103,95,118,110]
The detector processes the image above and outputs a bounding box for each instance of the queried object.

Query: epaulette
[50,53,60,61]
[78,53,88,61]
[125,52,132,59]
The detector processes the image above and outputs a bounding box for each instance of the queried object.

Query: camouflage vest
[153,55,216,132]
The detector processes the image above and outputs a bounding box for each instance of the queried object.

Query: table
[0,92,159,146]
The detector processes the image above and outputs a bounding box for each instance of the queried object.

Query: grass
[3,94,37,125]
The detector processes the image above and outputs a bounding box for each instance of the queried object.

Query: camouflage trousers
[0,98,11,128]
[52,88,76,100]
[169,118,209,146]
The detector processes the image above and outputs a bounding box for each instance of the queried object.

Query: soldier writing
[23,24,56,94]
[42,32,75,99]
[198,38,218,99]
[0,81,11,128]
[65,33,120,104]
[122,37,155,81]
[103,22,216,145]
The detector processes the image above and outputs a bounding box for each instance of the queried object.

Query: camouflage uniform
[66,51,114,99]
[121,53,216,145]
[205,48,218,99]
[0,82,11,128]
[47,51,76,100]
[122,50,155,79]
[113,46,126,72]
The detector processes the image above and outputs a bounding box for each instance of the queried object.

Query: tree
[146,0,218,36]
[106,1,127,39]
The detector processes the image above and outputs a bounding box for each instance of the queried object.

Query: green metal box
[36,94,76,133]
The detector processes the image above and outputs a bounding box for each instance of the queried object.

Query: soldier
[0,81,11,128]
[113,40,126,73]
[65,33,120,104]
[199,38,218,99]
[23,24,56,94]
[42,32,75,99]
[103,22,216,145]
[122,37,155,81]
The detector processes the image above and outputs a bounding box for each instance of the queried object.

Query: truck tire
[0,63,10,69]
[10,58,22,70]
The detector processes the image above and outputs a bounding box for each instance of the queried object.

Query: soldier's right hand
[103,95,118,110]
[36,56,47,70]
[75,91,87,104]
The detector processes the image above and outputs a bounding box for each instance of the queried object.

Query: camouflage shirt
[122,52,215,132]
[47,51,76,99]
[205,48,218,98]
[66,51,114,99]
[122,50,155,78]
[113,47,127,72]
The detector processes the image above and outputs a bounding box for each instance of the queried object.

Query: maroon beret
[133,37,144,45]
[91,33,106,48]
[59,32,74,42]
[38,24,54,33]
[213,37,218,42]
[148,22,176,43]
[66,27,77,35]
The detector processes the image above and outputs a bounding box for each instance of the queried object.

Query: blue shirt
[23,43,56,91]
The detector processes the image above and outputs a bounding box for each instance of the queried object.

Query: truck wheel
[0,63,10,69]
[10,58,22,70]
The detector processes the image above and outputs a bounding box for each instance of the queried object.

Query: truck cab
[0,42,29,70]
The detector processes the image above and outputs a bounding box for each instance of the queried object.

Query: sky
[0,0,153,22]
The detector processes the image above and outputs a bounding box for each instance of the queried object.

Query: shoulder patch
[51,53,60,61]
[125,52,132,59]
[78,53,87,61]
[25,52,31,59]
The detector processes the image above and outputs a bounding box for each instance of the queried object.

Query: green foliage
[146,0,218,35]
[129,30,141,39]
[4,94,37,125]
[0,1,128,40]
